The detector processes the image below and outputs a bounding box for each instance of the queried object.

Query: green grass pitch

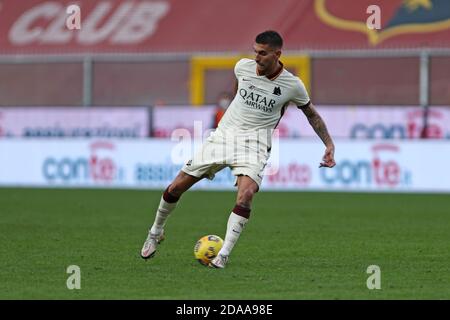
[1,188,449,299]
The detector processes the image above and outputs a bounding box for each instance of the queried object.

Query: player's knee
[167,173,192,196]
[167,183,185,198]
[237,188,256,206]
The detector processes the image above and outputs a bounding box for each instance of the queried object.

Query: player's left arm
[300,103,336,168]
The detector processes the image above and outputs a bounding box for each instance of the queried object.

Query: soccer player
[141,30,336,268]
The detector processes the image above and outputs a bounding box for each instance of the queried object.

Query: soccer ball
[194,235,223,266]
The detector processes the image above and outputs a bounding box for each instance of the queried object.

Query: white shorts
[181,131,270,187]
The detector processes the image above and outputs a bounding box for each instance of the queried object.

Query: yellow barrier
[190,55,311,106]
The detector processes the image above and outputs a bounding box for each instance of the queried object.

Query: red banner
[0,0,449,54]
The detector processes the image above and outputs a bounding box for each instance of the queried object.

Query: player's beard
[256,61,268,75]
[257,60,276,76]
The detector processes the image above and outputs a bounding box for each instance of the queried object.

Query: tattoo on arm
[301,104,334,147]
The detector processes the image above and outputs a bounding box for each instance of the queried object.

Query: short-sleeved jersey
[217,58,310,137]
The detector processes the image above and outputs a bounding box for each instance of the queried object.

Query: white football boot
[140,230,165,259]
[209,254,229,269]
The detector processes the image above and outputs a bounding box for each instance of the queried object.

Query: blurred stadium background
[1,0,450,299]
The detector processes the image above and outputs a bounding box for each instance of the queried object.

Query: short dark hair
[255,30,283,49]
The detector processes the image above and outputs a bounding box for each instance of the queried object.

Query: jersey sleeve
[291,78,311,109]
[234,58,250,79]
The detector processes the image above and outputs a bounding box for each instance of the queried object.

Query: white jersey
[183,58,309,186]
[217,58,310,136]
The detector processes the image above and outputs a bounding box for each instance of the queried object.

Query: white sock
[150,196,177,235]
[219,212,248,257]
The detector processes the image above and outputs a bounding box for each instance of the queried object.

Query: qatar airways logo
[351,109,449,139]
[239,89,276,114]
[9,1,169,45]
[43,141,124,183]
[321,144,412,188]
